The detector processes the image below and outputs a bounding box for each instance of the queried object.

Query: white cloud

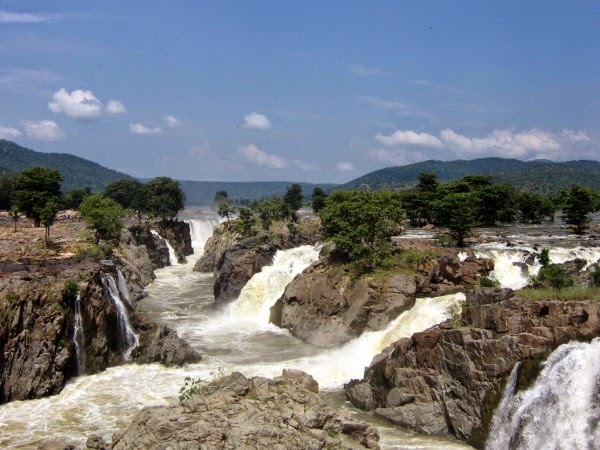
[48,88,103,120]
[293,160,312,171]
[348,64,381,76]
[243,112,272,130]
[375,130,443,148]
[129,123,163,135]
[23,120,64,141]
[561,129,591,143]
[440,128,561,159]
[337,162,355,172]
[240,144,285,168]
[164,115,182,128]
[106,100,127,115]
[0,11,62,23]
[0,126,23,140]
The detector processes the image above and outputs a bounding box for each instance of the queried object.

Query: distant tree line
[0,167,186,245]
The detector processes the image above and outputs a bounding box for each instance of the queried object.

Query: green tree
[476,184,518,226]
[105,179,146,211]
[257,197,283,231]
[40,200,59,244]
[13,167,63,227]
[416,172,439,193]
[217,201,236,225]
[319,190,404,271]
[0,173,14,211]
[145,177,185,221]
[233,207,257,238]
[562,184,597,235]
[79,195,125,244]
[538,264,573,290]
[434,192,477,247]
[62,187,91,210]
[214,190,228,205]
[283,183,303,219]
[311,187,327,213]
[519,192,554,224]
[9,206,19,232]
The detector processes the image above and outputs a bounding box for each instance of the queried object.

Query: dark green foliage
[539,248,551,267]
[256,197,283,231]
[319,190,404,271]
[179,377,205,402]
[480,277,498,288]
[40,200,59,243]
[340,157,600,195]
[0,172,14,210]
[590,264,600,288]
[62,187,91,210]
[519,192,555,223]
[538,264,573,290]
[63,280,79,303]
[311,187,327,213]
[79,195,124,244]
[416,172,438,193]
[475,184,518,226]
[0,139,133,192]
[434,192,477,247]
[283,183,303,217]
[234,207,257,237]
[561,184,597,235]
[217,201,235,224]
[145,177,185,221]
[13,166,63,227]
[214,190,228,204]
[104,179,147,212]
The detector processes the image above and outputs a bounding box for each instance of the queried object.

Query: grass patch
[517,287,600,301]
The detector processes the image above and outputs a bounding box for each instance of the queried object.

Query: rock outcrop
[271,249,493,348]
[96,370,379,450]
[127,223,170,269]
[344,288,600,448]
[156,220,193,263]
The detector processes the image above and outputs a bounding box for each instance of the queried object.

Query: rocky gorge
[0,219,199,404]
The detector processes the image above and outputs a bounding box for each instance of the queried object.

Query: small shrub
[538,264,573,290]
[590,264,600,288]
[480,276,498,288]
[179,377,205,402]
[63,280,79,303]
[539,248,551,267]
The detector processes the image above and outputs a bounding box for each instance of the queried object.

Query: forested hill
[0,140,133,192]
[340,158,600,194]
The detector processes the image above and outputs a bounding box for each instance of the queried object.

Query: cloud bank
[49,88,127,120]
[240,144,285,168]
[0,126,23,140]
[164,115,182,128]
[23,120,64,141]
[0,11,62,23]
[372,127,596,165]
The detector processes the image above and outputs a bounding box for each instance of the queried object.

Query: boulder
[104,370,379,450]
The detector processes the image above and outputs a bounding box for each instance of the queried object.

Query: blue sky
[0,1,598,183]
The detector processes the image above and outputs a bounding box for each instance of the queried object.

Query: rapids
[0,217,472,448]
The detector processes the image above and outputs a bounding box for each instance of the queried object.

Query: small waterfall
[150,229,178,265]
[72,294,86,375]
[185,218,219,254]
[227,244,322,324]
[101,274,139,360]
[486,339,600,449]
[475,243,600,289]
[116,269,133,309]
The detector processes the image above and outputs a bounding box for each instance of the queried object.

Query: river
[1,218,599,448]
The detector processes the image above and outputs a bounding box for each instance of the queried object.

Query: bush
[179,377,205,401]
[480,276,498,288]
[63,280,79,303]
[538,264,573,290]
[590,264,600,288]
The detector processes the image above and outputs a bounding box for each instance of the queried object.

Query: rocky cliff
[344,288,600,448]
[0,221,200,404]
[87,370,380,450]
[270,248,493,348]
[195,223,320,305]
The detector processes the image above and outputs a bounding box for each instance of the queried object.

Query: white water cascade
[116,269,133,309]
[474,242,600,289]
[486,339,600,449]
[0,218,472,449]
[72,294,87,375]
[100,274,139,360]
[185,218,220,254]
[150,229,179,265]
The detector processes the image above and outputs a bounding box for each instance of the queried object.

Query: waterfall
[486,339,600,450]
[185,218,219,254]
[150,229,178,265]
[475,243,600,289]
[101,274,139,360]
[227,244,322,324]
[116,269,133,309]
[72,294,86,375]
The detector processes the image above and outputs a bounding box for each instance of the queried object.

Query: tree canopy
[319,190,404,271]
[13,166,63,227]
[79,194,125,244]
[145,177,185,221]
[561,184,598,235]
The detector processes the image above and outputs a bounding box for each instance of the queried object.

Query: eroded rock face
[345,288,600,448]
[127,224,169,269]
[194,222,233,273]
[103,370,380,450]
[156,220,193,264]
[270,261,416,348]
[271,250,493,348]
